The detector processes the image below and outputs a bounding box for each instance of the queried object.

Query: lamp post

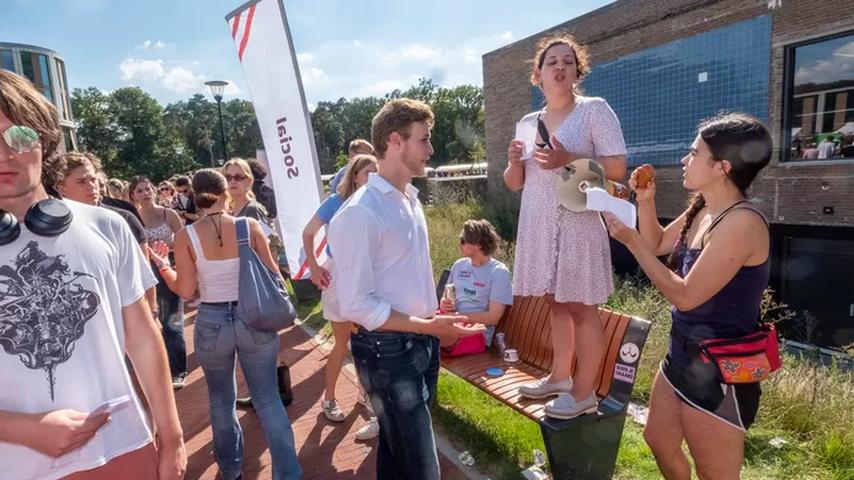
[205,80,229,166]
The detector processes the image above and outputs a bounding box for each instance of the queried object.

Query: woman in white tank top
[150,169,302,480]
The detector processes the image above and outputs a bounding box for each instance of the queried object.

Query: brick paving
[177,319,468,480]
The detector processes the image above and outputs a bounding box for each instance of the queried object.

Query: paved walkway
[177,319,467,479]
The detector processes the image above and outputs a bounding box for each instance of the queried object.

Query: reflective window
[20,51,54,103]
[55,58,71,121]
[533,16,772,167]
[785,32,854,161]
[62,126,76,152]
[1,49,14,72]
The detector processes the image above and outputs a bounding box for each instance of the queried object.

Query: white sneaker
[171,373,187,390]
[517,377,573,399]
[544,393,598,419]
[321,399,346,422]
[355,418,380,441]
[357,391,373,413]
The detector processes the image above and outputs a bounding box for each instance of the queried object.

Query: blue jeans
[351,330,441,480]
[154,267,186,377]
[194,303,302,480]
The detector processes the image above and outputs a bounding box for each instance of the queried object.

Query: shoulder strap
[185,224,206,261]
[701,201,768,248]
[236,217,251,246]
[536,112,554,149]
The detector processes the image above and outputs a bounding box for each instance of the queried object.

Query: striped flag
[225,0,326,280]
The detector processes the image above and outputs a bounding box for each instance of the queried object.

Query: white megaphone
[556,158,629,212]
[556,158,606,212]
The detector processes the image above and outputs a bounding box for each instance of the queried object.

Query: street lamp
[205,80,229,166]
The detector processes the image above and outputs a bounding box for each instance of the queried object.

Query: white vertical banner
[226,0,326,279]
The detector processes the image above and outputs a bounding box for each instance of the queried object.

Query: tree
[71,87,120,166]
[223,99,263,160]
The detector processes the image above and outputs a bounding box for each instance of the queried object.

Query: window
[784,31,854,161]
[55,58,71,121]
[20,51,54,103]
[62,126,77,152]
[1,49,14,72]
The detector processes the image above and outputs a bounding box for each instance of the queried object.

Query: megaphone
[556,158,606,212]
[556,158,629,212]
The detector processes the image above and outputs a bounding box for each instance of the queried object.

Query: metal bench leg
[540,412,627,480]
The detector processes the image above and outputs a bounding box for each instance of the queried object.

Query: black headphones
[0,199,73,246]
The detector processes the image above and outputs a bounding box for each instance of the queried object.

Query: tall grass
[423,200,854,479]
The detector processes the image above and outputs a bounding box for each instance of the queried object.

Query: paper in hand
[586,187,637,229]
[514,118,537,160]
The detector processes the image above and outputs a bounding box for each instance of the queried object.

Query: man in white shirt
[328,98,483,480]
[817,137,837,159]
[0,70,185,479]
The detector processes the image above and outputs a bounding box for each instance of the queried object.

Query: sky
[4,0,612,108]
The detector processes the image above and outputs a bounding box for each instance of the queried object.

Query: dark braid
[666,193,706,271]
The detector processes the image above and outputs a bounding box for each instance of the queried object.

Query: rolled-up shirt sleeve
[327,204,391,331]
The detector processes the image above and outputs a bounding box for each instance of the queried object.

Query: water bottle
[494,332,507,357]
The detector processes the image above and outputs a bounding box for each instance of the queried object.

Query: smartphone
[88,394,132,417]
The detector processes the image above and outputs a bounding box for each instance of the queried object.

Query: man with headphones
[0,71,186,479]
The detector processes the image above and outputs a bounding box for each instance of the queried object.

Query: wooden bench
[440,287,651,479]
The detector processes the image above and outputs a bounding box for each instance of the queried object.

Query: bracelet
[158,264,172,271]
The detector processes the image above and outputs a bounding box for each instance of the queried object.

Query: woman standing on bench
[504,34,627,419]
[603,113,772,479]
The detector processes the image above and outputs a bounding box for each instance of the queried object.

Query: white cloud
[292,31,515,103]
[301,66,330,87]
[162,66,206,93]
[120,58,164,81]
[118,58,242,97]
[136,39,167,50]
[223,81,242,96]
[795,40,854,85]
[400,45,442,61]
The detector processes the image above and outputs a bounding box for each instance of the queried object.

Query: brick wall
[484,0,854,227]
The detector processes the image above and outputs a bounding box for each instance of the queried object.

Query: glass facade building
[532,16,772,167]
[0,42,76,152]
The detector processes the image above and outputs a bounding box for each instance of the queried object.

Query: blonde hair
[348,139,374,156]
[337,154,378,199]
[222,157,256,212]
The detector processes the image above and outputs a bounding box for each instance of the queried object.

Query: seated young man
[440,219,513,353]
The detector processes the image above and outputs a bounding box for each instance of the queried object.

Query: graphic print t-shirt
[0,202,156,480]
[448,257,513,345]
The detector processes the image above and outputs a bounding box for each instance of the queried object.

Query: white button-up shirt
[327,173,437,331]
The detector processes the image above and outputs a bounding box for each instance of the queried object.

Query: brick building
[483,0,854,347]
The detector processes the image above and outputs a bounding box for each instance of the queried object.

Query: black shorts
[661,355,761,431]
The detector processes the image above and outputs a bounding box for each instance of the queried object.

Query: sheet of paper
[586,187,637,229]
[515,118,537,160]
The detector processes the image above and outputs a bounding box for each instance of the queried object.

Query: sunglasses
[2,125,41,154]
[159,187,173,193]
[225,174,248,182]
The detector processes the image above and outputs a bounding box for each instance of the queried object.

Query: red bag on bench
[441,332,486,357]
[698,323,782,384]
[436,307,487,357]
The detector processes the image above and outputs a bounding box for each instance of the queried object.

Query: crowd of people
[0,31,776,480]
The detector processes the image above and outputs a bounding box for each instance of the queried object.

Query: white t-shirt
[448,257,513,345]
[0,201,158,480]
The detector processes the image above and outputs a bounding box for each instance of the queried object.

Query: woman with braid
[604,113,772,480]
